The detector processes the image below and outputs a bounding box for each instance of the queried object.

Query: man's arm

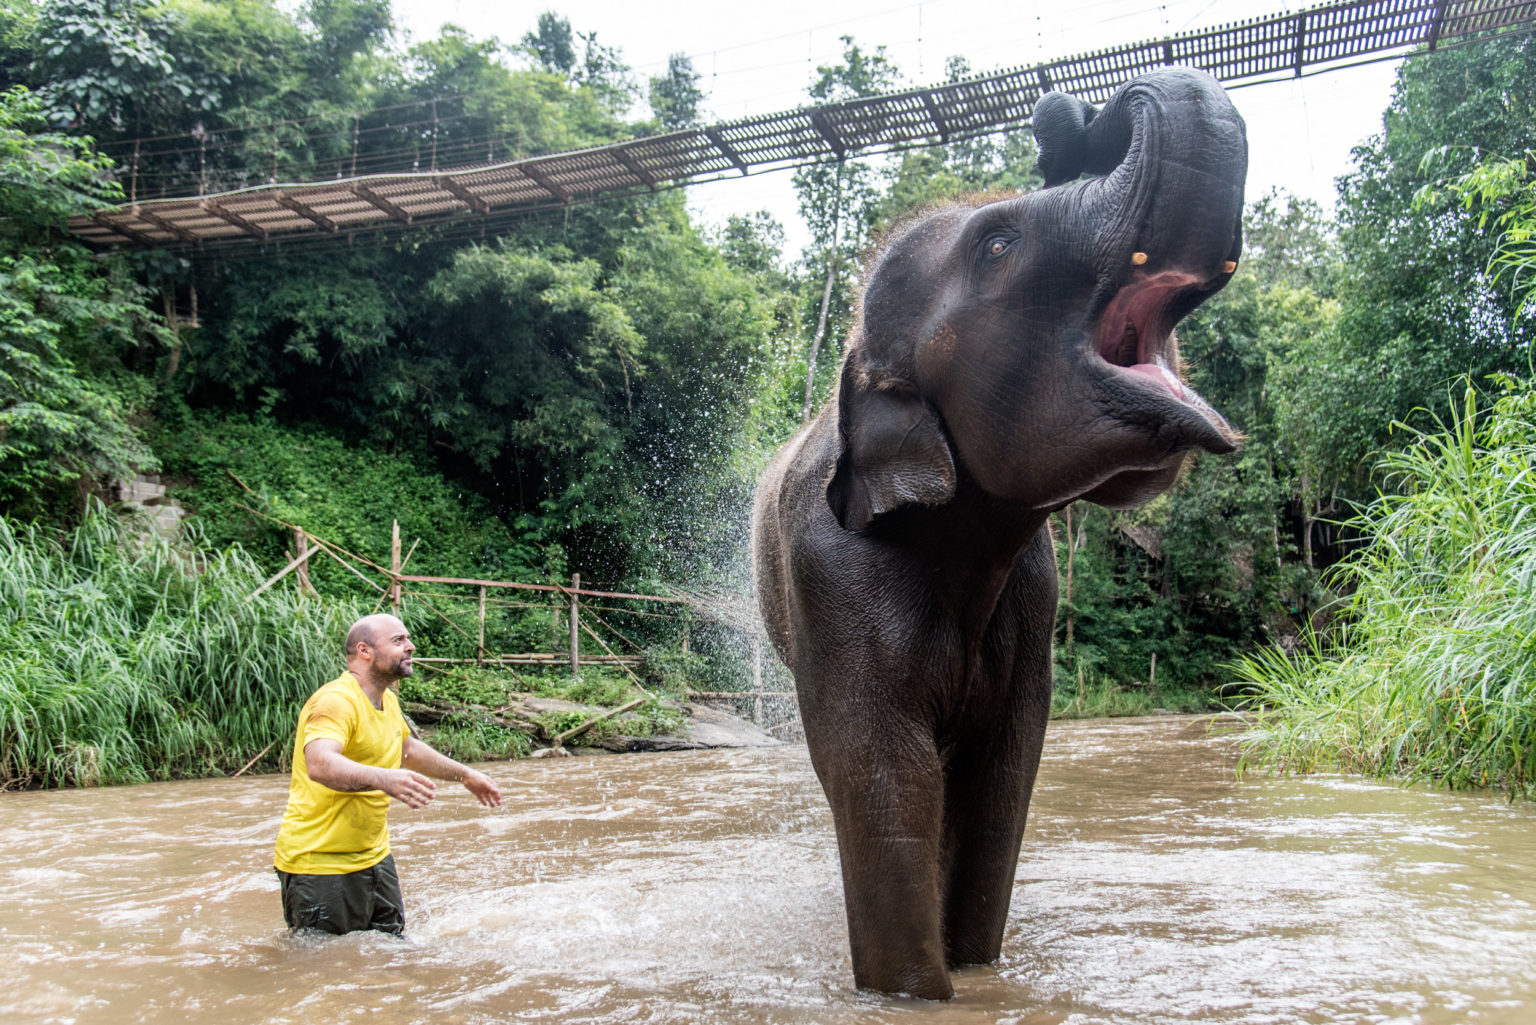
[402,735,503,808]
[304,739,437,809]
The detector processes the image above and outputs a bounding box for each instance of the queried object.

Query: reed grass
[1234,379,1536,799]
[0,506,361,788]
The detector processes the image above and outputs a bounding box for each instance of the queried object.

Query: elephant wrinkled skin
[751,67,1247,1000]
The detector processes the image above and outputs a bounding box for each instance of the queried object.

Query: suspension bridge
[69,0,1536,251]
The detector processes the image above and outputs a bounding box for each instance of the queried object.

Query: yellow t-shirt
[273,671,408,875]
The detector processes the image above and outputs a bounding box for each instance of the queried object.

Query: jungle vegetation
[1,0,1533,789]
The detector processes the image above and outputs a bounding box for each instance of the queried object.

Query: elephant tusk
[1223,260,1238,274]
[1131,251,1148,265]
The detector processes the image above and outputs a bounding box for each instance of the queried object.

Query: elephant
[751,66,1246,1000]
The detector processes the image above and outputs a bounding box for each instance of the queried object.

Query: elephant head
[827,67,1245,530]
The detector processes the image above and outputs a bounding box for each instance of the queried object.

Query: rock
[115,475,186,538]
[595,701,782,753]
[519,696,594,716]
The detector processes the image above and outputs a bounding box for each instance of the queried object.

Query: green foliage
[151,412,555,582]
[0,86,165,516]
[641,644,704,696]
[527,667,632,706]
[0,505,362,787]
[1311,34,1536,494]
[405,663,684,752]
[1439,149,1536,321]
[399,664,511,707]
[27,0,222,130]
[1235,378,1536,798]
[515,10,631,114]
[430,713,531,761]
[647,53,702,131]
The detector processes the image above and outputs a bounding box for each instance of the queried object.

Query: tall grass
[1234,378,1536,799]
[0,506,361,788]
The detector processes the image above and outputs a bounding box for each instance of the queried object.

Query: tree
[0,86,165,516]
[24,0,223,133]
[792,37,902,418]
[520,11,575,76]
[517,10,631,114]
[648,53,702,131]
[1313,34,1536,495]
[1442,148,1536,321]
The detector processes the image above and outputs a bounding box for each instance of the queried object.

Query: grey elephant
[751,66,1246,999]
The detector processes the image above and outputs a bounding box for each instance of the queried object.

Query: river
[2,715,1533,1024]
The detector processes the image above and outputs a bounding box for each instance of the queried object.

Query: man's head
[345,614,415,682]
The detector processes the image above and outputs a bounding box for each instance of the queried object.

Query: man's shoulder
[305,672,364,714]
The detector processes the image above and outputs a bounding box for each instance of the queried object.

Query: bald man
[273,613,501,935]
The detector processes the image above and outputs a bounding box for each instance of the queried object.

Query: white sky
[386,1,1403,255]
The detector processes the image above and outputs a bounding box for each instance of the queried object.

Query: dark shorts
[277,854,406,936]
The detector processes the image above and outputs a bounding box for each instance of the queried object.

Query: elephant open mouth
[1093,271,1238,449]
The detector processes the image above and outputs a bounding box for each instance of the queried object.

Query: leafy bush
[153,412,555,581]
[1235,378,1536,798]
[400,665,514,707]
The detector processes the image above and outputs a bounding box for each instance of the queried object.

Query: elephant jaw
[1093,271,1238,455]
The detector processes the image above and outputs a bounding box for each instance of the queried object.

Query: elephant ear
[826,359,957,532]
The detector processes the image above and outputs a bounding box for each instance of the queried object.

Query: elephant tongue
[1124,361,1192,403]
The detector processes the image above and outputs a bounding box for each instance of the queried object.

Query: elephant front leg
[940,733,1043,966]
[814,731,954,1000]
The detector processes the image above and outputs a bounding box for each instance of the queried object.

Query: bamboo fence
[246,513,795,712]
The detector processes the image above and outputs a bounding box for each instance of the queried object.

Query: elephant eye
[989,240,1007,256]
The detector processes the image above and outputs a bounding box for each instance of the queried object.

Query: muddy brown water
[3,716,1534,1025]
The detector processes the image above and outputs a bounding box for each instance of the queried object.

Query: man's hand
[461,768,502,808]
[376,767,437,809]
[402,735,502,809]
[305,739,436,808]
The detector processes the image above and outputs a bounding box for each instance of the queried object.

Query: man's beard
[377,654,413,680]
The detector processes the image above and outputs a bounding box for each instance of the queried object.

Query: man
[273,613,501,935]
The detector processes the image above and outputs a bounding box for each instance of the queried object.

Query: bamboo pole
[250,543,322,598]
[569,573,580,676]
[396,573,682,603]
[234,740,278,776]
[315,540,387,593]
[579,618,649,691]
[294,528,313,595]
[477,585,487,666]
[390,520,402,615]
[553,697,645,745]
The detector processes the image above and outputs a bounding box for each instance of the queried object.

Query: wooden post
[681,622,690,654]
[477,585,487,666]
[569,573,581,676]
[390,520,401,615]
[751,636,764,724]
[293,528,312,595]
[1149,652,1157,690]
[1063,504,1075,661]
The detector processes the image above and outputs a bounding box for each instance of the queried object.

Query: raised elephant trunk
[1038,67,1246,287]
[752,67,1249,999]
